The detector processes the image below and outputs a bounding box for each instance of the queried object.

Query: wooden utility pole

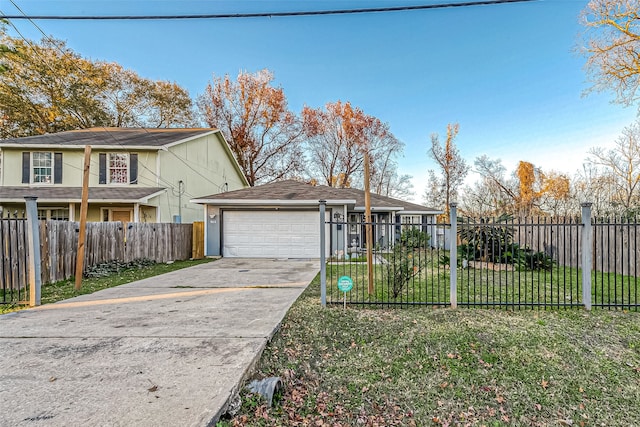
[75,145,91,290]
[364,150,374,295]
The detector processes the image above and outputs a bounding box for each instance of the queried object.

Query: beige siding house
[192,180,442,258]
[0,128,248,223]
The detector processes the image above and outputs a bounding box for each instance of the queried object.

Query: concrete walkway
[0,258,319,427]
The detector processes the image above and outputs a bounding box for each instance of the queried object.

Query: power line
[1,0,537,20]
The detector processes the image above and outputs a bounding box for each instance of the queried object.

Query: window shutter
[54,153,63,184]
[99,153,107,184]
[129,153,138,184]
[22,152,30,184]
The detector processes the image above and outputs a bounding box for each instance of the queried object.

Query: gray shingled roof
[0,128,216,147]
[0,186,165,203]
[194,180,440,213]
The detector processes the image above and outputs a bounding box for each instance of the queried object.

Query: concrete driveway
[0,258,319,427]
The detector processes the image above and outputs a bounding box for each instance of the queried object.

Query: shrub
[384,245,422,298]
[498,244,555,271]
[399,228,430,249]
[458,214,513,263]
[84,258,156,278]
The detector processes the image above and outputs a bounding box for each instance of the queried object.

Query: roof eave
[0,144,161,150]
[161,130,218,148]
[190,198,356,206]
[401,210,444,215]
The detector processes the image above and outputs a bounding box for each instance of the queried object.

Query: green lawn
[325,262,640,309]
[219,273,640,426]
[0,258,213,314]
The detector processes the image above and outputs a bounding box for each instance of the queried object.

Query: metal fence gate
[321,204,640,310]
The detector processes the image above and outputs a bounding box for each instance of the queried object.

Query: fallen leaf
[579,387,584,393]
[496,395,505,404]
[447,353,456,359]
[535,404,542,411]
[49,376,57,382]
[541,379,549,389]
[148,385,158,392]
[558,419,573,426]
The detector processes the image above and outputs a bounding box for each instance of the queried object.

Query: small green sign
[337,276,353,292]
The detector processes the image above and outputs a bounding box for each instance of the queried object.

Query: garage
[222,210,321,258]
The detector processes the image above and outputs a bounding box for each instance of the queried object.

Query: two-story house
[0,128,248,223]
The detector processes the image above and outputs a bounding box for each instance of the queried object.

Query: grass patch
[325,260,640,308]
[0,258,213,314]
[220,273,640,426]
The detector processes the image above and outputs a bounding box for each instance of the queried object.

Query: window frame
[107,152,130,185]
[31,151,54,184]
[37,207,70,221]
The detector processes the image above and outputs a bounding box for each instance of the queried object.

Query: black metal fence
[0,218,30,305]
[322,206,640,310]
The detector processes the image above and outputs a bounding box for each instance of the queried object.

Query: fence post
[24,196,42,307]
[449,203,457,309]
[581,202,592,311]
[319,200,327,308]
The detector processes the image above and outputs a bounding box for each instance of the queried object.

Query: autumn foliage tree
[0,31,195,138]
[581,0,640,107]
[105,65,195,128]
[302,101,405,193]
[198,69,305,186]
[466,157,570,217]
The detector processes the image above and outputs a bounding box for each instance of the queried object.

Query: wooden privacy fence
[510,216,640,275]
[0,219,29,303]
[40,221,199,284]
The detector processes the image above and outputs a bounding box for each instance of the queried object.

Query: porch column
[390,211,397,246]
[68,202,75,221]
[134,203,140,223]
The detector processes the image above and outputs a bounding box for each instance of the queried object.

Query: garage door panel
[223,210,323,258]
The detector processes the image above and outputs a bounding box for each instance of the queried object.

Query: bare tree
[587,120,640,214]
[572,163,618,216]
[423,170,444,209]
[580,0,640,106]
[427,123,469,217]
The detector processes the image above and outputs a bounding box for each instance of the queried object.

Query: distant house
[0,128,248,223]
[191,180,442,258]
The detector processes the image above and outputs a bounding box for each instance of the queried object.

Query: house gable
[0,128,247,224]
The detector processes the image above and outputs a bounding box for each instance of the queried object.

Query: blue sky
[3,0,637,202]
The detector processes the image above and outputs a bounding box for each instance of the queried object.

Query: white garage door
[223,210,321,258]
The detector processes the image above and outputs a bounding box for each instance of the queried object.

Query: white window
[108,153,129,184]
[38,208,69,221]
[401,215,423,226]
[33,152,53,184]
[400,215,423,232]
